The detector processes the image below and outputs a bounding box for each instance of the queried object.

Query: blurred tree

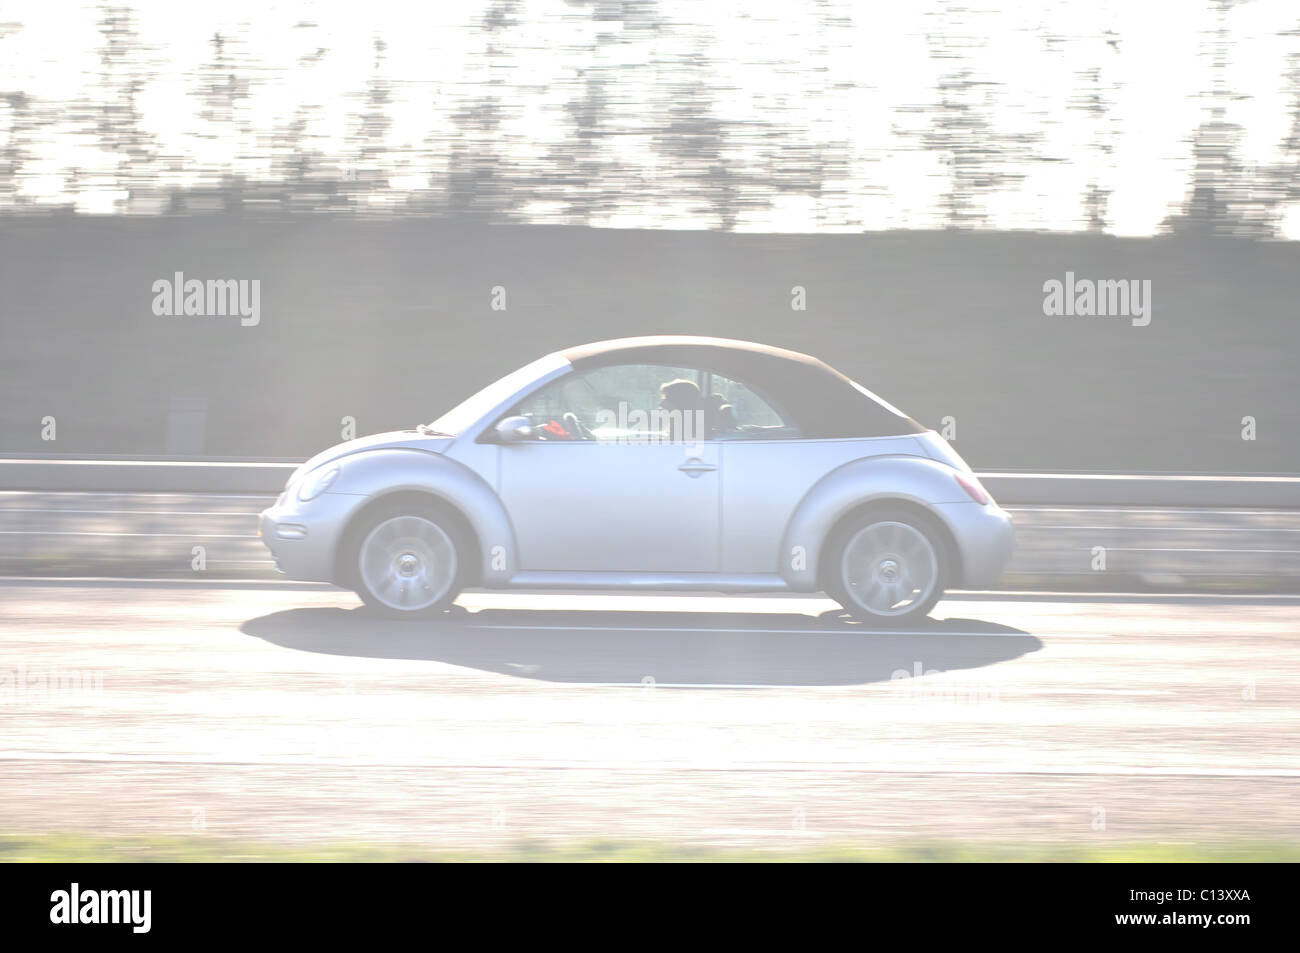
[652,43,749,231]
[0,91,35,209]
[898,2,1043,228]
[1069,43,1121,233]
[442,0,523,219]
[1275,25,1300,220]
[1163,0,1276,238]
[539,0,663,224]
[760,2,854,230]
[89,4,159,212]
[187,31,257,211]
[344,37,395,209]
[270,29,334,213]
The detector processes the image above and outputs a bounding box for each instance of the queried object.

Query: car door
[495,363,720,573]
[704,370,918,574]
[702,370,818,573]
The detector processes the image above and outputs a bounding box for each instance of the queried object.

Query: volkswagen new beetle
[259,336,1014,624]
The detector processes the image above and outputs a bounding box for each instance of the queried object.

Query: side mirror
[493,415,536,444]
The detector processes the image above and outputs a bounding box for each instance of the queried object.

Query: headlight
[297,464,340,501]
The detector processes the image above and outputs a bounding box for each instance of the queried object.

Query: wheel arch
[326,449,516,589]
[816,498,962,593]
[779,454,969,591]
[333,489,486,589]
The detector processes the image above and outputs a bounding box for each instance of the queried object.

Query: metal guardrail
[1,484,1298,587]
[1,459,1300,506]
[977,472,1300,508]
[0,459,297,494]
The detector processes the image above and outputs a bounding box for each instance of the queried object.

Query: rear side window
[704,372,799,440]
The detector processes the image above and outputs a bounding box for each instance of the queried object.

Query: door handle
[678,457,716,478]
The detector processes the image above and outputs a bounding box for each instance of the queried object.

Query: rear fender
[780,454,966,590]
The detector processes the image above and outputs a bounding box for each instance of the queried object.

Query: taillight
[954,471,990,506]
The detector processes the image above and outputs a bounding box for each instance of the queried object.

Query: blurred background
[0,0,1298,471]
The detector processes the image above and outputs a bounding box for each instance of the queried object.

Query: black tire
[344,501,467,620]
[824,507,948,626]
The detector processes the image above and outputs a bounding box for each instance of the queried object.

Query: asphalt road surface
[1,580,1297,852]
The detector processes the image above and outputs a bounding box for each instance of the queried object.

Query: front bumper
[258,490,358,582]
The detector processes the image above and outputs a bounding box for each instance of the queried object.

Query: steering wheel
[563,412,595,441]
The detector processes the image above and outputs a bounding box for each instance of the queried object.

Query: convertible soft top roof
[558,336,926,439]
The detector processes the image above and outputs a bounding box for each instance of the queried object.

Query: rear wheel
[825,508,947,625]
[349,503,465,619]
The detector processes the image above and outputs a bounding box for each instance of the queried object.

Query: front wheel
[825,509,947,625]
[349,503,465,619]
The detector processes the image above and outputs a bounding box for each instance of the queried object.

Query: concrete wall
[2,216,1296,471]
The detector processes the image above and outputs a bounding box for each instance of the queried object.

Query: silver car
[259,336,1014,624]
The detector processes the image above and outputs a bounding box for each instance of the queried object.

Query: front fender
[780,454,968,590]
[329,448,516,585]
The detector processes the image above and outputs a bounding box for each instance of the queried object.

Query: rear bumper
[935,500,1016,589]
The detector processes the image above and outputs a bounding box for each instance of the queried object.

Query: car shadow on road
[240,605,1041,687]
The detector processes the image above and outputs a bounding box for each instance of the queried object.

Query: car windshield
[427,352,569,435]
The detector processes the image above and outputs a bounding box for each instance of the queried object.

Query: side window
[512,364,704,441]
[507,364,800,441]
[704,372,799,440]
